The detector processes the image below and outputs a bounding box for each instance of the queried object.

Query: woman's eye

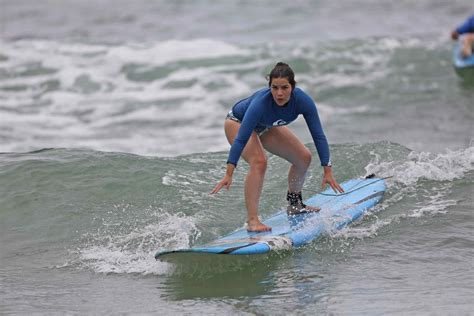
[272,85,289,90]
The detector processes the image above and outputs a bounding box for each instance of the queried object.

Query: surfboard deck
[453,39,474,79]
[155,176,387,262]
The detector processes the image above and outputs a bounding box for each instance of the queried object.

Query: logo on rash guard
[272,119,287,126]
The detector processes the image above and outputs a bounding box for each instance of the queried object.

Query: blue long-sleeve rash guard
[456,14,474,34]
[227,87,331,167]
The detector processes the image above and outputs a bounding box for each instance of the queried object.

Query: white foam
[330,146,473,240]
[106,39,249,66]
[0,38,257,155]
[315,102,372,120]
[334,186,458,240]
[366,146,474,186]
[408,191,457,218]
[77,210,200,275]
[79,245,173,275]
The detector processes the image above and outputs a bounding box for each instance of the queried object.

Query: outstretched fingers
[210,177,232,194]
[210,183,222,194]
[321,178,344,194]
[330,180,344,193]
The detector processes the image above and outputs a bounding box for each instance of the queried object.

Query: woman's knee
[465,33,474,40]
[250,155,268,174]
[462,34,474,46]
[298,148,312,170]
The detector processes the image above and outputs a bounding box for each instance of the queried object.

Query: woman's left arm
[322,166,344,193]
[299,90,330,167]
[299,90,344,193]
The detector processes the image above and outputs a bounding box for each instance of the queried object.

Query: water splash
[328,146,473,242]
[366,146,474,185]
[77,209,200,275]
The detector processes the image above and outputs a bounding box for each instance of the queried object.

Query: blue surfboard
[453,39,474,79]
[155,176,387,262]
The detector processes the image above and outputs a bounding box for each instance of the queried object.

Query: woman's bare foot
[246,220,272,232]
[461,46,471,58]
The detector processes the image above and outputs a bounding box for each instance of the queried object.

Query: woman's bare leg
[224,120,271,231]
[260,126,312,190]
[461,34,474,57]
[260,126,319,211]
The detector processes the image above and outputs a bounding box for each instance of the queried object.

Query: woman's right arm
[212,111,257,194]
[212,94,264,194]
[226,102,262,166]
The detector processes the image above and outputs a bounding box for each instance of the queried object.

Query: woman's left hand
[321,166,344,193]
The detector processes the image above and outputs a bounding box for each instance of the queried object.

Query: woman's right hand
[211,174,232,194]
[451,30,459,40]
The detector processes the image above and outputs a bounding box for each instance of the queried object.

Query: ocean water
[1,0,473,314]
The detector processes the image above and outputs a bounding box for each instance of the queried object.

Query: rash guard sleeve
[298,91,331,166]
[226,100,264,166]
[456,15,474,34]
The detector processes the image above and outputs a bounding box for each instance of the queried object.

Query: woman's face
[270,77,292,106]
